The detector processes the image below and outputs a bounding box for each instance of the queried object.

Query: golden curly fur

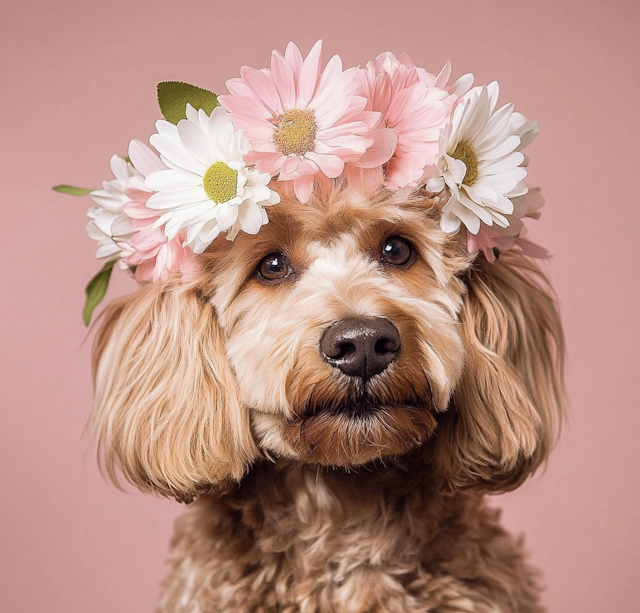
[90,181,564,612]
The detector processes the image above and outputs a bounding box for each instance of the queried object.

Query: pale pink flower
[355,52,472,189]
[86,155,137,268]
[124,218,198,283]
[121,140,197,283]
[466,187,548,262]
[219,40,384,203]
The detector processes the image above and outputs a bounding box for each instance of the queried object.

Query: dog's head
[90,183,564,502]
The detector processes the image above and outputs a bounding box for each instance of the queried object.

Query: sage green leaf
[157,81,219,124]
[83,259,117,326]
[52,184,95,196]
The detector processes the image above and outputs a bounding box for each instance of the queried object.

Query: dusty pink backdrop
[1,0,638,611]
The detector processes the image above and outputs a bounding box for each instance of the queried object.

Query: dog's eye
[257,252,293,281]
[381,237,414,266]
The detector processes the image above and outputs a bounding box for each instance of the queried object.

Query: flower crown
[55,40,546,324]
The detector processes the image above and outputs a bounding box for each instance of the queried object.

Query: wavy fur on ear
[90,282,258,503]
[432,251,565,492]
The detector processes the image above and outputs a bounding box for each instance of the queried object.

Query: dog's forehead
[264,188,434,246]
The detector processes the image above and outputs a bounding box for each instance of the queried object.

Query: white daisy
[86,155,137,269]
[426,82,534,235]
[145,105,281,254]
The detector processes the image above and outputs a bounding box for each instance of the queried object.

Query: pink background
[1,0,639,611]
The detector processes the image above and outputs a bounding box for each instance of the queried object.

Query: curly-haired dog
[90,183,564,613]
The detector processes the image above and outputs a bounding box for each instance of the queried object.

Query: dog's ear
[431,251,565,492]
[89,281,258,503]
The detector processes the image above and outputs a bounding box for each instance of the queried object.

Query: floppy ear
[432,251,565,492]
[90,281,258,503]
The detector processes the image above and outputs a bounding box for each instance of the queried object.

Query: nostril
[375,337,400,355]
[329,342,356,360]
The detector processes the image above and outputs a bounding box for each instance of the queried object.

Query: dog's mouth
[280,391,436,467]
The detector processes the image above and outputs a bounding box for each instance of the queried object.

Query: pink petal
[225,77,254,97]
[240,66,283,114]
[352,127,397,168]
[435,61,452,88]
[254,152,286,176]
[226,112,274,144]
[316,118,371,143]
[128,140,165,176]
[219,94,272,120]
[124,187,152,203]
[282,156,301,175]
[370,73,392,114]
[524,187,545,214]
[129,225,166,253]
[134,260,156,283]
[297,39,323,108]
[517,237,549,259]
[284,41,303,78]
[305,152,344,178]
[292,175,315,203]
[270,50,296,108]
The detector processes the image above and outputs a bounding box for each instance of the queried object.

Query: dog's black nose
[320,317,401,379]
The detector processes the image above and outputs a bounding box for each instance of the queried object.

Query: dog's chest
[159,463,542,613]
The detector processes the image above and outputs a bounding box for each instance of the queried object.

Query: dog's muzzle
[319,317,400,379]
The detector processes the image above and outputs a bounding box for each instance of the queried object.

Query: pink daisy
[121,140,197,283]
[356,52,471,189]
[219,40,385,203]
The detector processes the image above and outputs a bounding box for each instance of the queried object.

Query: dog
[90,181,564,613]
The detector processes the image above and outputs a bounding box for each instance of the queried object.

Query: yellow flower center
[203,162,238,203]
[451,140,479,186]
[274,108,317,156]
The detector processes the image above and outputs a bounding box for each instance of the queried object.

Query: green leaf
[52,184,95,196]
[83,259,117,326]
[157,81,219,124]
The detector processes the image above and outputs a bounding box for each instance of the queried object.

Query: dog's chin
[280,401,437,468]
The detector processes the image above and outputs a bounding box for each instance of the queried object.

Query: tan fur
[90,182,564,611]
[91,283,258,502]
[430,254,565,492]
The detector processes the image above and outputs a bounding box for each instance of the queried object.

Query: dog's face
[203,187,466,467]
[91,184,564,501]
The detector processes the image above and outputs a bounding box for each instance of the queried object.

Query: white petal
[447,156,468,185]
[477,135,520,161]
[480,167,527,193]
[452,200,481,234]
[109,155,130,182]
[459,192,494,226]
[450,73,473,97]
[478,151,525,176]
[491,194,515,215]
[145,169,203,191]
[425,176,446,193]
[439,195,462,232]
[178,120,216,167]
[238,201,265,235]
[505,181,529,198]
[216,202,239,231]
